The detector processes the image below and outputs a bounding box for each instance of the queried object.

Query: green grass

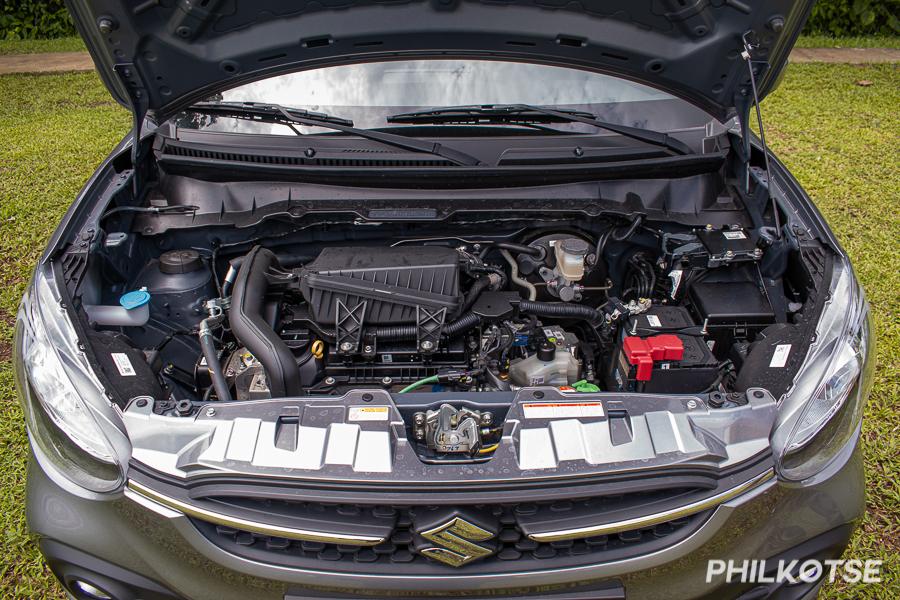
[0,65,898,598]
[0,36,86,55]
[795,34,900,49]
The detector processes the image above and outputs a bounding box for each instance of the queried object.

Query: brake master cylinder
[540,237,590,301]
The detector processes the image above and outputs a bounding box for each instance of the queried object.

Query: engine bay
[74,196,820,462]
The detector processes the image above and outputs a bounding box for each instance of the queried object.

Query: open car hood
[68,0,813,124]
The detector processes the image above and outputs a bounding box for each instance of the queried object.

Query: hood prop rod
[114,63,150,200]
[741,32,781,240]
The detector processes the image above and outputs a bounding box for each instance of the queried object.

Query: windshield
[175,59,709,135]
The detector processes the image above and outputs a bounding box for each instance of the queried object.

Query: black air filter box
[298,246,462,325]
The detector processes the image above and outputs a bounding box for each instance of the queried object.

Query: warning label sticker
[348,406,390,422]
[111,352,136,377]
[722,230,747,240]
[523,402,604,419]
[769,344,792,368]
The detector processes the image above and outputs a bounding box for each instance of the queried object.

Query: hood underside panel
[67,0,812,121]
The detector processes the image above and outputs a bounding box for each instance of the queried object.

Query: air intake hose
[229,246,302,398]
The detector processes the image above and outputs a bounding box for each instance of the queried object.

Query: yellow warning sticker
[348,406,390,422]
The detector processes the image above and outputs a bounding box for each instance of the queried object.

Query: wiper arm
[188,102,481,166]
[388,104,692,155]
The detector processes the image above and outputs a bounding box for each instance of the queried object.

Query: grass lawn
[0,36,86,55]
[794,34,900,49]
[0,64,897,599]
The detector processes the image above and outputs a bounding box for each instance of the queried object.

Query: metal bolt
[573,146,584,157]
[363,345,373,353]
[414,413,426,425]
[324,376,336,386]
[339,342,354,353]
[768,16,785,33]
[305,148,316,158]
[205,407,217,417]
[420,340,435,351]
[98,17,116,34]
[480,412,493,425]
[724,250,735,259]
[381,376,393,386]
[687,400,697,409]
[135,398,148,408]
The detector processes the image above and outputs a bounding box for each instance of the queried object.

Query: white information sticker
[348,406,390,422]
[769,344,792,368]
[111,352,136,377]
[646,315,662,328]
[722,230,747,240]
[523,402,604,419]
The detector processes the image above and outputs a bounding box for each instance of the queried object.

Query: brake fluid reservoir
[554,238,589,282]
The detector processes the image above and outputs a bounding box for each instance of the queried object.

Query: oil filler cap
[119,289,151,310]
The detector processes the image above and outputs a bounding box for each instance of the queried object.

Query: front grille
[192,491,712,573]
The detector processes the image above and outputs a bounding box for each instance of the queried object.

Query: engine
[222,241,602,401]
[91,219,797,459]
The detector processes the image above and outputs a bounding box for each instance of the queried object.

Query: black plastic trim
[39,539,181,600]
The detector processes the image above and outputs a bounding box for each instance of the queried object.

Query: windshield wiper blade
[191,101,357,127]
[387,105,598,125]
[187,101,481,166]
[387,104,692,155]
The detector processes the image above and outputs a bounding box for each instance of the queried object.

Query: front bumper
[27,426,864,600]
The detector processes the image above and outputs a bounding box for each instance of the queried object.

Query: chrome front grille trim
[527,468,775,542]
[126,480,385,546]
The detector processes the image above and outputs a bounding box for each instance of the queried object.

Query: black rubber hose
[229,246,302,397]
[482,241,544,258]
[519,300,602,323]
[444,312,483,336]
[459,275,493,314]
[612,215,644,241]
[223,252,314,295]
[371,312,483,342]
[198,318,232,402]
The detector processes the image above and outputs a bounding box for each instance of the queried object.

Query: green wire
[398,374,440,394]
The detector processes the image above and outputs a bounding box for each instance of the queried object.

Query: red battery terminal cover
[622,335,685,381]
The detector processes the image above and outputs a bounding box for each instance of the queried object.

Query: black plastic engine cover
[297,246,462,325]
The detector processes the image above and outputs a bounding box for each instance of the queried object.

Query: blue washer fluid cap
[119,289,151,310]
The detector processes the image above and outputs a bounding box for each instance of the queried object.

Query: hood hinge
[114,63,150,199]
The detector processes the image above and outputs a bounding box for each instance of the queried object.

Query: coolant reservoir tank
[554,238,589,282]
[508,342,581,387]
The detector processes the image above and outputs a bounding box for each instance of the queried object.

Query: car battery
[609,333,719,393]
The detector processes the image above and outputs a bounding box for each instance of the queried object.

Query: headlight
[772,258,874,482]
[13,266,130,495]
